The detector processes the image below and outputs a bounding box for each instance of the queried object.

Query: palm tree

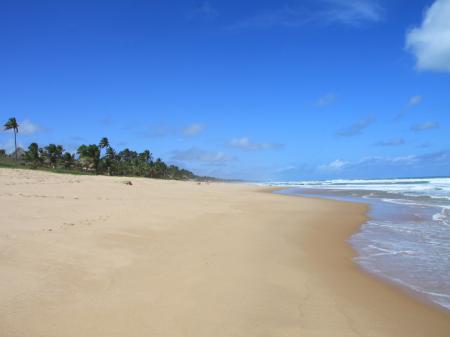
[62,152,75,169]
[99,137,109,150]
[77,144,100,173]
[105,146,116,176]
[4,117,19,161]
[24,142,42,168]
[154,158,167,178]
[138,150,152,163]
[99,137,109,158]
[106,146,115,159]
[43,144,64,168]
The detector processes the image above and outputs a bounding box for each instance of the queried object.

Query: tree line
[2,117,198,180]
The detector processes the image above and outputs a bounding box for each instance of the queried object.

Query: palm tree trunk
[14,130,17,161]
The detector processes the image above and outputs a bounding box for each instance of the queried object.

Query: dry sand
[0,168,449,337]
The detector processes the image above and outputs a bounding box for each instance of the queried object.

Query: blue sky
[1,0,450,180]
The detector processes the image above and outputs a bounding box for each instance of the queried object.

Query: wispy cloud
[406,0,450,73]
[418,141,432,149]
[275,165,298,173]
[318,159,349,171]
[171,147,235,165]
[229,5,309,30]
[141,125,174,138]
[182,123,205,136]
[20,119,42,135]
[411,121,440,132]
[336,117,375,137]
[318,155,417,173]
[229,137,284,151]
[315,92,337,108]
[318,150,450,174]
[140,122,206,138]
[395,95,424,120]
[408,95,423,107]
[353,155,419,167]
[190,1,218,20]
[322,0,383,24]
[230,0,383,30]
[2,119,42,136]
[374,138,405,146]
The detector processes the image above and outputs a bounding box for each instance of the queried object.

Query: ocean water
[267,177,450,311]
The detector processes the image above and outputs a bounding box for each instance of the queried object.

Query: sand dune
[0,168,449,336]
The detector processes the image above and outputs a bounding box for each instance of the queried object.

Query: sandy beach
[0,168,449,337]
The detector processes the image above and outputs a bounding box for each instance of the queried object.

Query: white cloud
[408,95,422,106]
[406,0,450,72]
[230,0,383,30]
[229,137,283,151]
[374,138,405,146]
[191,1,218,19]
[315,92,337,107]
[19,119,42,135]
[183,123,205,136]
[318,155,418,172]
[411,121,440,132]
[321,0,383,25]
[319,159,349,171]
[171,147,235,165]
[2,119,41,136]
[315,151,450,177]
[142,123,206,138]
[396,96,424,119]
[275,165,297,173]
[141,125,173,138]
[336,117,375,137]
[389,155,417,163]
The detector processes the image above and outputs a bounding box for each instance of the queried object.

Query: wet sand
[0,168,449,336]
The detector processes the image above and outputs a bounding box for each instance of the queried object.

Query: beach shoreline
[1,168,449,336]
[274,186,450,314]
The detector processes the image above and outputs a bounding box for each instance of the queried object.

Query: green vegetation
[3,117,19,161]
[1,117,206,181]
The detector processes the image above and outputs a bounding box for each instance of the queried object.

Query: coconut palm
[24,142,42,168]
[106,146,115,159]
[99,137,109,158]
[104,146,116,175]
[77,144,100,172]
[3,117,19,161]
[153,158,168,178]
[0,123,198,179]
[43,144,64,168]
[99,137,109,149]
[138,150,152,163]
[62,152,75,169]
